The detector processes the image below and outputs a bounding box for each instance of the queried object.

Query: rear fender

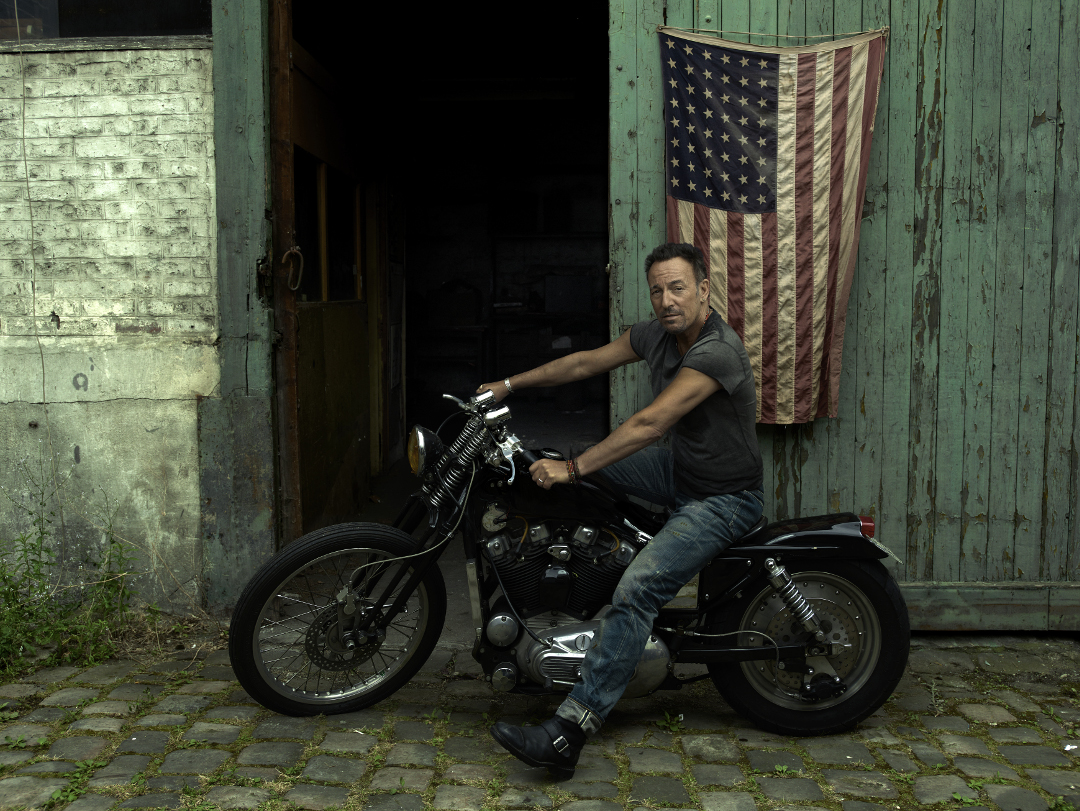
[699,530,888,610]
[723,535,888,561]
[723,512,890,562]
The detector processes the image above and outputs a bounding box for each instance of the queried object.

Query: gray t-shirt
[629,310,763,499]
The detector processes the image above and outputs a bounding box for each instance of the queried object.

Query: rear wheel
[229,523,447,716]
[708,559,908,736]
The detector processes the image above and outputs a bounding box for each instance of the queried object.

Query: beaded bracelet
[566,458,578,485]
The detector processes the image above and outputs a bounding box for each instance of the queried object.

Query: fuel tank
[477,450,665,532]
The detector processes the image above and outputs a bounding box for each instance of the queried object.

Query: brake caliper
[800,672,848,701]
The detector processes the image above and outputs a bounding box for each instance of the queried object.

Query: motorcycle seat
[586,473,769,545]
[731,515,768,545]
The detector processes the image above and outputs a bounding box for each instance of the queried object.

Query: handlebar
[516,448,542,467]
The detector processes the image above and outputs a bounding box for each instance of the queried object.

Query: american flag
[661,28,888,424]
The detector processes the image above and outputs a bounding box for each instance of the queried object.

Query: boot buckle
[552,735,569,753]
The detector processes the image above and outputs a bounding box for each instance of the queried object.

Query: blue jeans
[555,447,763,735]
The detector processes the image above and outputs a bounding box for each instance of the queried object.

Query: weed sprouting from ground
[0,456,137,679]
[61,490,138,663]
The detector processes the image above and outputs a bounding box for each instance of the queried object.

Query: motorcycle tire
[707,559,908,737]
[229,522,447,716]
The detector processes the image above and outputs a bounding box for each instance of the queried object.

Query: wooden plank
[932,0,974,581]
[267,0,303,544]
[959,0,1003,583]
[806,2,838,519]
[608,0,641,429]
[906,0,945,581]
[636,0,671,251]
[879,0,917,580]
[827,0,863,525]
[902,583,1050,631]
[720,0,750,43]
[695,0,721,34]
[1048,587,1080,632]
[212,0,272,397]
[770,423,793,520]
[778,0,807,44]
[804,0,831,40]
[202,0,277,607]
[756,424,776,519]
[748,0,779,48]
[1043,0,1080,581]
[854,0,891,570]
[1057,0,1080,583]
[628,0,670,425]
[987,1,1032,581]
[1013,0,1058,582]
[793,422,827,517]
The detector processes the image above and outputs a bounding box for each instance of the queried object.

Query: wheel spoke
[248,544,435,706]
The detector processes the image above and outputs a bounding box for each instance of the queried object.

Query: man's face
[647,257,708,335]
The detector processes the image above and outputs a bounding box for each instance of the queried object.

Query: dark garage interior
[276,5,612,529]
[291,5,612,433]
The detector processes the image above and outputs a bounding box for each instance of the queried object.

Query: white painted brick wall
[0,48,216,337]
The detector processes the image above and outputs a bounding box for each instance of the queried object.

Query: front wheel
[708,559,908,736]
[229,523,447,716]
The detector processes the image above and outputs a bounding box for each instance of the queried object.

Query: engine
[478,503,671,698]
[481,504,638,620]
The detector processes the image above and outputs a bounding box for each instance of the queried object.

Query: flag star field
[662,37,779,214]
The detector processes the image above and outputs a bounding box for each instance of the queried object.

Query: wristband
[566,458,578,485]
[503,377,514,394]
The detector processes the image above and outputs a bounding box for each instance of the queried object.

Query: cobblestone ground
[3,636,1080,810]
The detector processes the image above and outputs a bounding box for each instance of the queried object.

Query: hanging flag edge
[657,25,888,56]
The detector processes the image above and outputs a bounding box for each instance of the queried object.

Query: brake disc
[304,604,382,672]
[758,597,861,689]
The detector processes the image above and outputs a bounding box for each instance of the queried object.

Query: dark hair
[644,242,707,284]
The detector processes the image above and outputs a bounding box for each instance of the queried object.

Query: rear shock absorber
[763,558,824,641]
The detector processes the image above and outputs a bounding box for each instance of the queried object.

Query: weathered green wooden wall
[201,0,277,613]
[609,0,1080,629]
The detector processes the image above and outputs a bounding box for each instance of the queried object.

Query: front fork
[763,558,847,700]
[331,495,438,650]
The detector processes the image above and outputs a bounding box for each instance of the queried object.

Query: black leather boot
[490,716,585,780]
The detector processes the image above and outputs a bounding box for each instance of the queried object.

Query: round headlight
[407,426,425,476]
[407,425,443,476]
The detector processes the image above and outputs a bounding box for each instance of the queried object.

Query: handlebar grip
[517,449,541,467]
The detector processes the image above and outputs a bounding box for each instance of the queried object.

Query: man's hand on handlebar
[528,458,569,490]
[476,380,511,402]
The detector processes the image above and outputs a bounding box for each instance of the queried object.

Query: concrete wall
[0,46,220,612]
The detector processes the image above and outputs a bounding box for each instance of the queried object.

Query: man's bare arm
[527,367,722,488]
[575,367,720,475]
[477,329,640,401]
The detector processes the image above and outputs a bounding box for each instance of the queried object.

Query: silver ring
[538,479,543,484]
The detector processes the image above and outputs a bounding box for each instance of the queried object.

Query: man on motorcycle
[477,242,764,778]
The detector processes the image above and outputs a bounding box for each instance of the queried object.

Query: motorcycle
[229,390,909,736]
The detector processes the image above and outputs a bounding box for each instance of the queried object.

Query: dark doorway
[273,4,609,539]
